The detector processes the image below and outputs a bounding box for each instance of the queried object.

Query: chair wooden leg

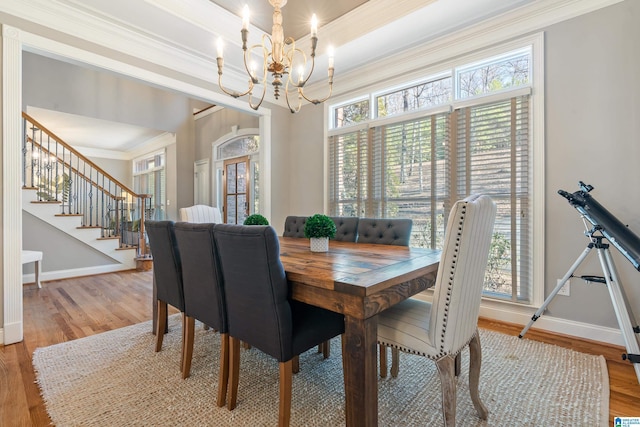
[379,344,387,378]
[279,359,293,427]
[155,300,167,352]
[322,340,330,359]
[217,333,230,407]
[180,313,187,372]
[292,355,300,374]
[182,316,195,379]
[435,355,457,427]
[468,332,488,419]
[227,336,241,410]
[455,352,461,377]
[391,347,400,378]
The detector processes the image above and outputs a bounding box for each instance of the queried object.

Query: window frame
[326,33,544,307]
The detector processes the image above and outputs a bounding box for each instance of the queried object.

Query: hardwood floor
[1,270,639,425]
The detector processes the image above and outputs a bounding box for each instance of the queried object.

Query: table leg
[342,315,378,427]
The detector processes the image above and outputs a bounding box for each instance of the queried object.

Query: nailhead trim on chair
[436,203,466,357]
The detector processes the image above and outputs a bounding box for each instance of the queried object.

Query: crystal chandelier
[216,0,334,113]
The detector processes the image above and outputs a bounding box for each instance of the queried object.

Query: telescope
[558,181,640,271]
[521,181,640,383]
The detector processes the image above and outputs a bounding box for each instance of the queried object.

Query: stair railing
[22,112,151,258]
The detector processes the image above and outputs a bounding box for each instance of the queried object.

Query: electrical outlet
[557,279,570,296]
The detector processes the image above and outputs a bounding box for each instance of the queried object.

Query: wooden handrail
[26,136,124,200]
[23,112,143,199]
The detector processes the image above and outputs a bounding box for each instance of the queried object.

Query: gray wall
[542,1,640,327]
[288,104,325,216]
[22,52,189,132]
[22,212,114,273]
[287,1,640,330]
[88,156,131,186]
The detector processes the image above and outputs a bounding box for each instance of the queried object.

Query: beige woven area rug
[33,314,609,426]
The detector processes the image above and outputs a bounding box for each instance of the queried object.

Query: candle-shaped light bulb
[216,38,224,58]
[328,46,335,69]
[242,5,250,31]
[311,14,318,38]
[297,66,304,84]
[249,61,257,78]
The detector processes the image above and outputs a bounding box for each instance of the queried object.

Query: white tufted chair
[377,194,496,426]
[178,205,222,224]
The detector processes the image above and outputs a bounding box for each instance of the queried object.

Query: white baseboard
[479,302,625,347]
[1,320,23,345]
[414,291,626,347]
[22,264,135,284]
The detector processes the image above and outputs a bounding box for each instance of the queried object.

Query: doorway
[194,159,210,206]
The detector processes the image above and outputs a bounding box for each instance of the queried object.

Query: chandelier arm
[298,82,334,105]
[284,85,302,114]
[248,82,268,111]
[244,42,269,84]
[217,72,254,98]
[287,48,316,88]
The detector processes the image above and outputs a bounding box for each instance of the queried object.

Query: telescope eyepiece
[579,181,594,193]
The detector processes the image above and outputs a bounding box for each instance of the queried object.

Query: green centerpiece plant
[304,214,336,252]
[243,214,269,225]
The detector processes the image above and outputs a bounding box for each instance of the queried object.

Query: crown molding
[323,0,623,99]
[0,0,623,108]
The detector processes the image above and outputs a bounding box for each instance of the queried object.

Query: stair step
[116,247,137,251]
[32,201,62,204]
[56,213,83,217]
[77,225,101,229]
[97,236,120,240]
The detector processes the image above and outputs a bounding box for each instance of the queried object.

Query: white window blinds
[454,95,530,300]
[329,95,530,301]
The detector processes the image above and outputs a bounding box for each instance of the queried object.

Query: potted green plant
[243,214,269,225]
[304,214,336,252]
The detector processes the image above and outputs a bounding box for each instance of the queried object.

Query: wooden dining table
[278,237,440,427]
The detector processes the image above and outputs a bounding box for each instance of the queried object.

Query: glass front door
[223,156,249,224]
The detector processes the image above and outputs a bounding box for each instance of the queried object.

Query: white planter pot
[310,237,329,252]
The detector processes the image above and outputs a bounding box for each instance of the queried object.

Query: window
[332,98,370,128]
[133,151,165,220]
[376,76,452,118]
[457,48,531,99]
[328,42,538,304]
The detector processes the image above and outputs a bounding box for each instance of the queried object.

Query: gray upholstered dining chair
[376,195,496,426]
[174,222,229,407]
[145,220,186,371]
[282,215,307,238]
[213,224,345,427]
[330,216,359,242]
[356,217,413,246]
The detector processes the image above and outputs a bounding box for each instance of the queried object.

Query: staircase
[21,112,152,281]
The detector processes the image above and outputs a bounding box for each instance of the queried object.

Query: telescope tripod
[519,231,640,383]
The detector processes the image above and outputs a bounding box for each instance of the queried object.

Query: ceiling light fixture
[216,0,334,113]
